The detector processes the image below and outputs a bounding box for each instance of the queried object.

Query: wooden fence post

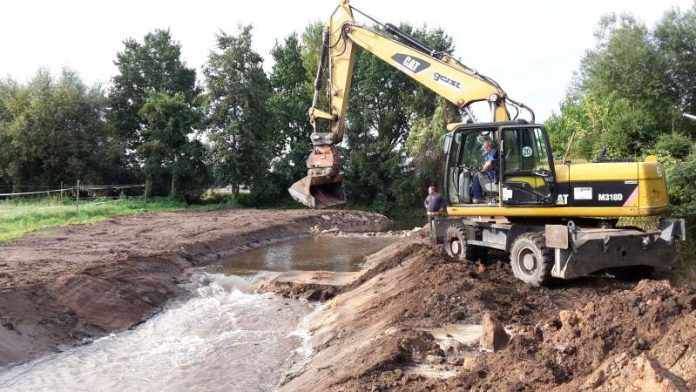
[76,180,80,212]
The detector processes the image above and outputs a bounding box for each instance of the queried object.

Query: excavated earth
[0,209,388,366]
[258,236,696,392]
[2,209,695,391]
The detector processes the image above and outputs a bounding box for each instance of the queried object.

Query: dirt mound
[275,241,635,391]
[267,240,695,392]
[650,312,696,389]
[0,209,387,366]
[449,280,695,391]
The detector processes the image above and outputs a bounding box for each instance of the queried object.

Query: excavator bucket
[288,144,346,209]
[289,173,345,209]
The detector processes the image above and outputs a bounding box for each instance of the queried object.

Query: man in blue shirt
[471,138,497,204]
[424,185,445,216]
[424,185,445,237]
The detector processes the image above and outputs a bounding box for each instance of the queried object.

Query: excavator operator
[471,137,497,204]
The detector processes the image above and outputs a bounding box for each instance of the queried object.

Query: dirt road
[261,238,696,391]
[0,209,388,366]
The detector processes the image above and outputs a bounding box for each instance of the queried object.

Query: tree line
[1,4,695,219]
[547,5,696,221]
[0,22,452,211]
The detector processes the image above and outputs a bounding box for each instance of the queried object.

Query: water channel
[0,235,396,392]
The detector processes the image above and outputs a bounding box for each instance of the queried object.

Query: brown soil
[0,209,388,366]
[260,239,696,392]
[3,211,694,391]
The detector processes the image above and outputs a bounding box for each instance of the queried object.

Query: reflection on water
[387,216,427,231]
[217,236,397,276]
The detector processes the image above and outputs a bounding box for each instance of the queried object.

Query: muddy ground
[259,237,696,392]
[0,209,388,366]
[2,210,695,391]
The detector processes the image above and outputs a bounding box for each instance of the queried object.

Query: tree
[0,69,125,189]
[578,15,672,106]
[266,33,313,199]
[300,22,324,85]
[547,13,688,159]
[655,4,696,128]
[203,25,273,205]
[138,92,208,201]
[546,92,658,159]
[341,24,457,212]
[108,29,200,192]
[546,8,696,223]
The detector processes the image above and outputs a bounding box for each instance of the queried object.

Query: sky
[0,0,693,121]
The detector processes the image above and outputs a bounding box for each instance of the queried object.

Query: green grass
[0,197,233,243]
[672,238,696,287]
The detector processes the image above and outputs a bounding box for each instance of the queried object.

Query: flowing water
[0,235,395,392]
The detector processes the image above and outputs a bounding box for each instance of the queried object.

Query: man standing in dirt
[424,186,445,236]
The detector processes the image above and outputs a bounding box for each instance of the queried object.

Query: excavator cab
[445,121,557,207]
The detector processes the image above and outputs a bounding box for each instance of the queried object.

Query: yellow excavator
[289,0,686,286]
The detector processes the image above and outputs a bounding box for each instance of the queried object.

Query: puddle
[214,235,397,276]
[407,364,458,380]
[387,217,427,231]
[429,324,483,346]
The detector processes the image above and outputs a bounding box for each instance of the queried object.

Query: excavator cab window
[446,128,498,204]
[500,126,556,205]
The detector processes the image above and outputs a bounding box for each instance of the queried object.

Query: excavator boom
[289,0,524,208]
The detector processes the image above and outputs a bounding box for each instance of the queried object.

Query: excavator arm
[289,0,528,208]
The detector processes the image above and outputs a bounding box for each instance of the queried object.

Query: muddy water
[215,235,396,275]
[0,235,393,392]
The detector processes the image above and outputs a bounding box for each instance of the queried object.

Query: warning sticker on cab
[502,187,513,201]
[573,187,593,200]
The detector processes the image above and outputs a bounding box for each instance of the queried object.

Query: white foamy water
[0,275,312,392]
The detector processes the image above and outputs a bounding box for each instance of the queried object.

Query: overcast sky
[1,0,693,121]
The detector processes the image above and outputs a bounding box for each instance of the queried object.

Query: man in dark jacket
[424,185,445,216]
[424,185,445,240]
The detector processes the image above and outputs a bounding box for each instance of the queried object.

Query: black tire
[510,232,553,287]
[444,225,482,262]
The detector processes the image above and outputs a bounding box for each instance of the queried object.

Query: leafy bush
[666,151,696,221]
[654,133,692,160]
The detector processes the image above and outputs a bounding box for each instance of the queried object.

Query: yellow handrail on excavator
[289,0,532,208]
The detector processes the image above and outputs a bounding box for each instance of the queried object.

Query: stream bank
[0,209,388,366]
[258,237,696,391]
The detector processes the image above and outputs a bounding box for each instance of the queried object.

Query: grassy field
[0,197,232,243]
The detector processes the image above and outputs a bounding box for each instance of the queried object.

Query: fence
[0,183,146,211]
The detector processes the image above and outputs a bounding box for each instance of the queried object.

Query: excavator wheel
[444,225,481,262]
[510,232,553,287]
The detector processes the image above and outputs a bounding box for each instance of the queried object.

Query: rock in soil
[479,312,510,351]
